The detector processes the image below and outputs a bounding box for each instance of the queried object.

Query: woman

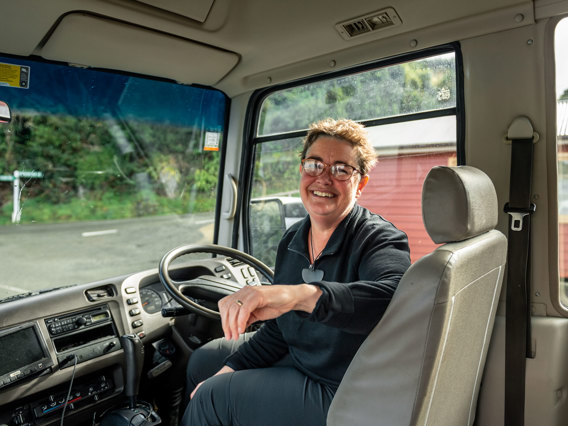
[182,118,410,426]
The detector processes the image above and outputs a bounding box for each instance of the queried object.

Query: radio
[45,306,111,336]
[45,305,120,368]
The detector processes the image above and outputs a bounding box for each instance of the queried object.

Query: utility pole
[0,170,43,223]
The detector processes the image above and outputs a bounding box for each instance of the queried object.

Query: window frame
[551,15,568,314]
[233,43,466,254]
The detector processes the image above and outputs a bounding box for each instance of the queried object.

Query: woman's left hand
[218,284,322,340]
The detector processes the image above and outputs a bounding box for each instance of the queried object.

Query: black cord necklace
[302,229,325,283]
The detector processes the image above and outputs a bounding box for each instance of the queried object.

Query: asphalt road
[0,213,215,299]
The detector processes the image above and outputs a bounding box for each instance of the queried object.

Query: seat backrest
[327,166,507,426]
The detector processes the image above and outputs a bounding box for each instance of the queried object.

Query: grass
[0,192,216,225]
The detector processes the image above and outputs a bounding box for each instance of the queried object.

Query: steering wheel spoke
[177,275,242,298]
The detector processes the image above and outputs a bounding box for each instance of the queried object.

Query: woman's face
[300,136,368,229]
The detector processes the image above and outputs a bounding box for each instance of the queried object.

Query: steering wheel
[158,244,274,319]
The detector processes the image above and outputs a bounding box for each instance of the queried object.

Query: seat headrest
[422,166,498,244]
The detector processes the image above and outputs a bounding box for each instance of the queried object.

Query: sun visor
[134,0,215,23]
[40,13,239,86]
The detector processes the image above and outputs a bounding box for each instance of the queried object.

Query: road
[0,213,215,299]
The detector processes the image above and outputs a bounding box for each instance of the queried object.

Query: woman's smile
[300,136,364,228]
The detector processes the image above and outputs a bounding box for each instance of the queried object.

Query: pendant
[302,266,324,283]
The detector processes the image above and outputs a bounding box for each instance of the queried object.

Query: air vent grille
[336,8,402,40]
[85,285,116,302]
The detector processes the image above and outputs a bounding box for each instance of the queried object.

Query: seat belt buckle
[504,203,536,231]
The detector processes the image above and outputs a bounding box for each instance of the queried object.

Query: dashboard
[0,255,261,425]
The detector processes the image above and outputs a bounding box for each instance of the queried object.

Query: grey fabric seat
[327,166,507,426]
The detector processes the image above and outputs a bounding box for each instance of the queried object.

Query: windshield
[0,57,227,301]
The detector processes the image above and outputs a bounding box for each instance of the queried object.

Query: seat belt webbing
[504,117,536,426]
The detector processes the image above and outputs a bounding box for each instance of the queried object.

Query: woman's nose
[316,167,334,183]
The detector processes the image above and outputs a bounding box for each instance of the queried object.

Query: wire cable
[60,354,78,426]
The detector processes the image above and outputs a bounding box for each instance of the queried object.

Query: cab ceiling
[0,0,535,96]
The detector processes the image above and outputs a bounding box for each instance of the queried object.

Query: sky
[557,18,568,98]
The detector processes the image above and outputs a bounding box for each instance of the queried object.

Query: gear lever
[101,336,161,424]
[120,334,144,409]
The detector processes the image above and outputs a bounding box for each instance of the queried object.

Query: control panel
[0,371,116,425]
[45,305,120,368]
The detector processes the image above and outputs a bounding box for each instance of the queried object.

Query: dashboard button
[132,320,143,328]
[127,297,139,305]
[129,308,141,316]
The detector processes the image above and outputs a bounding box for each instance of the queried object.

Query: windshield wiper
[0,286,71,304]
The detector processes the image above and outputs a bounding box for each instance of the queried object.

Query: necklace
[309,229,324,264]
[302,229,325,283]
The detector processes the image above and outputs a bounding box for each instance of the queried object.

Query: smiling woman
[182,118,411,426]
[2,1,568,425]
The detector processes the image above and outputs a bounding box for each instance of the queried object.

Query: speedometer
[140,288,163,314]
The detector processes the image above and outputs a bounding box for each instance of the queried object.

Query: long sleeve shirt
[225,204,411,387]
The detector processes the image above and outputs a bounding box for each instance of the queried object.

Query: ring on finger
[235,299,244,307]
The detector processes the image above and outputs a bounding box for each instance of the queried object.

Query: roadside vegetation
[0,116,219,225]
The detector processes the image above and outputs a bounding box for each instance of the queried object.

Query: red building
[358,116,457,264]
[359,151,456,263]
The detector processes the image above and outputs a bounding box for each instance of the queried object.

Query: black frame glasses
[301,158,361,181]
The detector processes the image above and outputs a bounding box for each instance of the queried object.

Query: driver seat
[327,165,507,426]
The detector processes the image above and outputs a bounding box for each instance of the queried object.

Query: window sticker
[0,63,30,89]
[204,131,220,151]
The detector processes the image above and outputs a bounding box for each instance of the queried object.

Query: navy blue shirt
[225,204,410,387]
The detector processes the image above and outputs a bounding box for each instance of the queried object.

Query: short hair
[301,118,377,176]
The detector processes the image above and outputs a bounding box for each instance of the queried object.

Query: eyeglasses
[301,158,361,181]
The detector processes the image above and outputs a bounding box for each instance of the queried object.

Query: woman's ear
[356,175,369,198]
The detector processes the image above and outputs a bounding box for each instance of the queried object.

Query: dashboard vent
[336,8,402,40]
[85,285,116,302]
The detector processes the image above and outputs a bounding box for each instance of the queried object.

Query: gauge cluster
[139,287,164,314]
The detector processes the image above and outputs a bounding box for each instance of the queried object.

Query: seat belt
[503,116,537,426]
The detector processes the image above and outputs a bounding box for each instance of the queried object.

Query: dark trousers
[181,334,336,426]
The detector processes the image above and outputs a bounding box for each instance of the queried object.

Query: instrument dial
[140,288,163,314]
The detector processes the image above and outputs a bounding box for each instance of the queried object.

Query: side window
[249,50,459,267]
[556,18,568,306]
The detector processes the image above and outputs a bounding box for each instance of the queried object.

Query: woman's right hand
[217,284,322,340]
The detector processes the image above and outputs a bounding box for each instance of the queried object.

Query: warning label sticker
[0,63,30,89]
[204,132,220,151]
